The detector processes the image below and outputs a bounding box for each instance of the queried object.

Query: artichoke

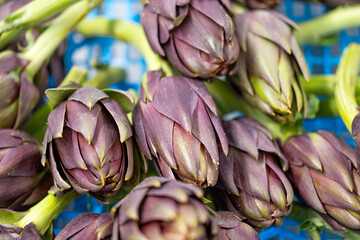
[283,130,360,232]
[216,117,293,228]
[112,177,218,240]
[0,51,40,129]
[0,223,41,240]
[56,213,113,240]
[42,86,135,202]
[214,211,259,240]
[233,0,282,9]
[0,129,52,210]
[141,0,239,79]
[231,10,310,121]
[133,70,228,187]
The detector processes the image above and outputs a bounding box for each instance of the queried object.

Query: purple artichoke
[0,129,52,210]
[0,223,41,240]
[231,10,310,121]
[217,117,293,228]
[112,177,218,240]
[233,0,282,9]
[283,131,360,232]
[133,70,228,187]
[0,51,40,129]
[214,211,259,240]
[141,0,239,79]
[56,213,113,240]
[42,86,135,202]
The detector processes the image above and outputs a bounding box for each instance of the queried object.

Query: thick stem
[0,0,80,48]
[17,190,80,235]
[334,43,360,132]
[288,203,360,240]
[76,17,173,76]
[304,75,360,96]
[22,0,103,82]
[83,67,126,89]
[296,5,360,44]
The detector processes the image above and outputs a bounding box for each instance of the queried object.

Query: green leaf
[103,89,136,113]
[0,209,27,225]
[45,87,78,108]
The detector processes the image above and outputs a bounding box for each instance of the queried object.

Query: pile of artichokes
[2,0,360,239]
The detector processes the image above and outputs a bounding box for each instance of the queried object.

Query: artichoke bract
[214,211,259,240]
[56,213,113,240]
[133,70,228,187]
[283,131,360,232]
[0,129,52,210]
[0,223,41,240]
[217,117,293,229]
[231,11,310,122]
[233,0,282,9]
[42,86,135,202]
[0,51,40,129]
[112,177,218,240]
[141,0,239,79]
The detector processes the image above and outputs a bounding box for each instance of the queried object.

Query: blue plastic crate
[53,0,360,238]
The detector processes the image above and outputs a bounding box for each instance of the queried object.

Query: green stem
[288,203,360,240]
[297,5,360,44]
[76,17,173,76]
[83,67,126,89]
[205,79,302,143]
[22,0,103,82]
[334,43,360,132]
[17,190,80,235]
[304,75,360,95]
[0,0,80,48]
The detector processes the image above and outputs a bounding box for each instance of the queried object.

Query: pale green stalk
[334,43,360,132]
[22,0,103,82]
[297,5,360,44]
[0,0,80,48]
[17,190,80,235]
[76,17,173,76]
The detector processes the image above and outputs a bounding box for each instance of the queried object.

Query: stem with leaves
[289,203,360,240]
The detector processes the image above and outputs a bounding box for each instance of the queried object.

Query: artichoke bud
[214,211,259,240]
[42,86,136,203]
[231,10,310,122]
[133,70,228,188]
[0,50,40,129]
[56,213,113,240]
[283,130,360,232]
[0,129,52,210]
[112,177,218,240]
[215,117,293,229]
[141,0,240,79]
